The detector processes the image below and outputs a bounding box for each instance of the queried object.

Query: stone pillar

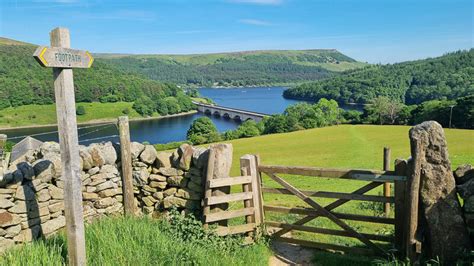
[207,143,233,226]
[409,121,471,264]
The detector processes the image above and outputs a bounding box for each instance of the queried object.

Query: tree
[187,117,220,144]
[235,120,260,138]
[164,97,181,114]
[263,115,291,134]
[156,99,169,115]
[133,96,155,116]
[411,99,456,127]
[452,95,473,129]
[343,110,362,124]
[314,98,341,126]
[365,96,403,125]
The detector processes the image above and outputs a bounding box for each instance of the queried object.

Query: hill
[284,50,474,105]
[96,49,366,87]
[0,37,188,111]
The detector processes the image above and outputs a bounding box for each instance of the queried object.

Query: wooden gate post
[118,116,136,216]
[404,157,421,262]
[383,147,391,217]
[394,159,407,257]
[240,154,264,227]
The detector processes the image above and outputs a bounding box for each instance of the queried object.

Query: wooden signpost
[33,27,93,266]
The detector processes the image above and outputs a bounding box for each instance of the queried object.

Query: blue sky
[0,0,472,63]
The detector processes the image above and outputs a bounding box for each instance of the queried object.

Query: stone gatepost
[408,121,471,264]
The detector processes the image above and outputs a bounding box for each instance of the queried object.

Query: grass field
[0,102,142,128]
[226,124,473,174]
[220,124,473,264]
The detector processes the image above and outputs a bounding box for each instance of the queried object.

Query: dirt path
[268,241,314,265]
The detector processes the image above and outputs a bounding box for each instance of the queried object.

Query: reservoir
[1,87,300,145]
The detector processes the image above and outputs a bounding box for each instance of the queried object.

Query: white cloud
[228,0,283,5]
[238,19,273,26]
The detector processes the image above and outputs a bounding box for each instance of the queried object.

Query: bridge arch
[193,102,268,123]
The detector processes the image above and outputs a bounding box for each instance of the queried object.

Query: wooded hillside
[0,38,185,110]
[284,50,474,104]
[96,49,366,87]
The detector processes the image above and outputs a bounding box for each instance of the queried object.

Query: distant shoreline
[0,110,198,131]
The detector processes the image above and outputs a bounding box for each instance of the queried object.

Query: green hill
[0,37,186,110]
[96,49,366,87]
[284,49,474,105]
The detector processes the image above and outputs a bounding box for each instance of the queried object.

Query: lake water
[1,86,301,145]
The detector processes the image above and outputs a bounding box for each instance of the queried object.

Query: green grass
[0,102,146,128]
[226,125,473,174]
[0,215,271,266]
[219,125,473,262]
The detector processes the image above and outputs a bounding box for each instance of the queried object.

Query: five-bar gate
[257,160,409,257]
[202,152,414,258]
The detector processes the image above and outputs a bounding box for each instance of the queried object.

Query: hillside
[284,50,474,105]
[96,49,366,87]
[0,37,187,111]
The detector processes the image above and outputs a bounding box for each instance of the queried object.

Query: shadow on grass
[269,238,399,266]
[311,251,378,266]
[42,235,68,262]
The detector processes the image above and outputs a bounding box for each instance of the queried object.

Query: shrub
[122,108,130,115]
[76,105,86,116]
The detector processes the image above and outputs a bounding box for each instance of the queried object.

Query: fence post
[394,159,407,257]
[118,116,136,216]
[240,154,263,227]
[383,147,391,217]
[0,134,6,177]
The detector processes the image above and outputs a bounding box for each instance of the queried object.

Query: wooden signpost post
[33,27,93,266]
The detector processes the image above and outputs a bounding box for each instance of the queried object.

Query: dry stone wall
[454,164,474,245]
[130,143,208,216]
[0,141,210,253]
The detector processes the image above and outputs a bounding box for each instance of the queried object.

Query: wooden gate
[258,161,409,256]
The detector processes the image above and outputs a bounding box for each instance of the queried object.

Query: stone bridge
[193,102,269,123]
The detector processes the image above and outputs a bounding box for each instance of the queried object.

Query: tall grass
[0,214,271,266]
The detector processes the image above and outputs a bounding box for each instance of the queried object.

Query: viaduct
[193,102,269,123]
